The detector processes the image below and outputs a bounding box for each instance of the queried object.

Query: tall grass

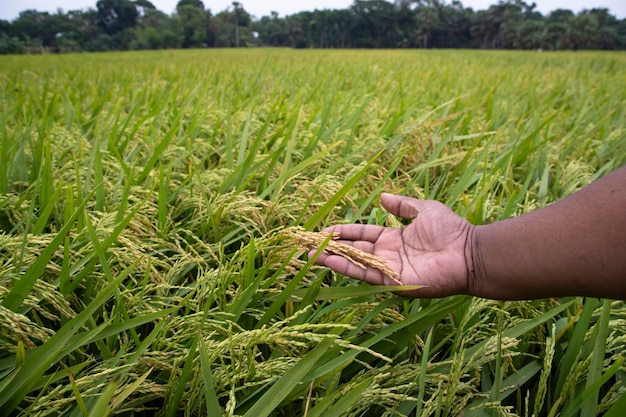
[0,48,625,416]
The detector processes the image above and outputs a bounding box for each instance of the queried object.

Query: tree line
[1,0,624,54]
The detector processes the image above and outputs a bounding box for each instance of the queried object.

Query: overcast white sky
[0,0,624,21]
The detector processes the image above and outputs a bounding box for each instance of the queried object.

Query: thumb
[380,193,421,219]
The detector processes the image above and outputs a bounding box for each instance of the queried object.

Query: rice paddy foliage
[0,48,625,416]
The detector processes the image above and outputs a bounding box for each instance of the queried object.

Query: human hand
[313,193,473,298]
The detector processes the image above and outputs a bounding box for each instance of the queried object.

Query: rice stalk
[284,227,402,285]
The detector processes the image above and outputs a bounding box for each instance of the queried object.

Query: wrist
[464,224,485,297]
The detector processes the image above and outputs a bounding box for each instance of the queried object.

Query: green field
[1,49,625,416]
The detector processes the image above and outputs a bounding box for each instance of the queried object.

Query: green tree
[543,8,573,49]
[176,1,210,47]
[515,19,545,49]
[595,26,621,49]
[177,0,204,9]
[134,0,156,14]
[415,2,440,48]
[566,12,598,50]
[588,8,622,49]
[96,0,140,35]
[131,8,183,49]
[0,32,26,54]
[494,2,524,48]
[350,1,397,48]
[48,11,83,52]
[393,0,418,48]
[544,22,567,49]
[286,16,304,48]
[547,8,574,24]
[213,5,251,47]
[432,1,471,48]
[0,19,10,36]
[255,12,289,46]
[233,2,241,47]
[10,10,55,47]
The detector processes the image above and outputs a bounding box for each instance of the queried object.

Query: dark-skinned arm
[467,165,626,300]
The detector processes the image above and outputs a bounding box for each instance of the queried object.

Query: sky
[0,0,624,21]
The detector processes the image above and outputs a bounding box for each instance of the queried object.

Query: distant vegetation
[1,0,625,54]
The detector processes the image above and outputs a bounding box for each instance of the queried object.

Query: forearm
[467,165,626,300]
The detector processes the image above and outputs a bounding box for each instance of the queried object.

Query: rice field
[0,48,625,416]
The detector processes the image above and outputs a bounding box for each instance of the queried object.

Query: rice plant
[0,48,625,416]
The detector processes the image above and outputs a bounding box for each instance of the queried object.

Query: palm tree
[232,1,240,47]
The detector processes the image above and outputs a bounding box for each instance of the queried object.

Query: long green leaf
[110,367,153,412]
[2,192,91,312]
[307,296,467,382]
[242,337,335,417]
[88,377,118,417]
[0,261,135,410]
[308,377,372,417]
[560,356,623,417]
[555,297,598,395]
[165,336,198,417]
[31,182,63,235]
[581,299,612,416]
[303,149,383,230]
[64,308,177,356]
[416,328,433,416]
[463,300,575,362]
[198,330,221,416]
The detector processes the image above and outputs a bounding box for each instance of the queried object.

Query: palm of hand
[373,202,470,297]
[315,195,471,298]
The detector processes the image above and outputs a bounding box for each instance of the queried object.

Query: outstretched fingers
[313,251,390,286]
[322,223,386,243]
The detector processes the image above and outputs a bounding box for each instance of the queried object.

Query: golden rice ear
[284,228,402,285]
